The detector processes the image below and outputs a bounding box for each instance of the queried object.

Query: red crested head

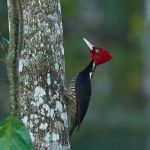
[83,38,112,65]
[90,47,112,64]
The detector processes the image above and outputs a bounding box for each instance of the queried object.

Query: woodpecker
[66,38,112,137]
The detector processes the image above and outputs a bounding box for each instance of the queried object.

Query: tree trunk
[7,0,70,149]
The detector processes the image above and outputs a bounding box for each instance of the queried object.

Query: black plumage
[67,61,96,137]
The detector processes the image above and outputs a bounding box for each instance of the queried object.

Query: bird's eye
[93,47,99,53]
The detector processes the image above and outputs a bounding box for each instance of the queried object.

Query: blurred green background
[1,0,150,149]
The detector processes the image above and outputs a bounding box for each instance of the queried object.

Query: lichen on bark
[7,0,70,149]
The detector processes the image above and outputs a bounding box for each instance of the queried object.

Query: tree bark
[7,0,70,149]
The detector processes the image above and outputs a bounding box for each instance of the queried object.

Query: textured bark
[7,0,70,149]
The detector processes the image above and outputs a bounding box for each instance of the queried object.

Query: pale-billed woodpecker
[65,38,112,137]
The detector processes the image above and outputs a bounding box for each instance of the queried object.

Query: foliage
[0,116,33,150]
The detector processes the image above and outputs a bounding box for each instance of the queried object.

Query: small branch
[7,0,23,116]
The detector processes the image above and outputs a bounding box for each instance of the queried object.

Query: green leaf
[0,116,33,150]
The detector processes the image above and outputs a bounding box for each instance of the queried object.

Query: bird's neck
[81,61,97,79]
